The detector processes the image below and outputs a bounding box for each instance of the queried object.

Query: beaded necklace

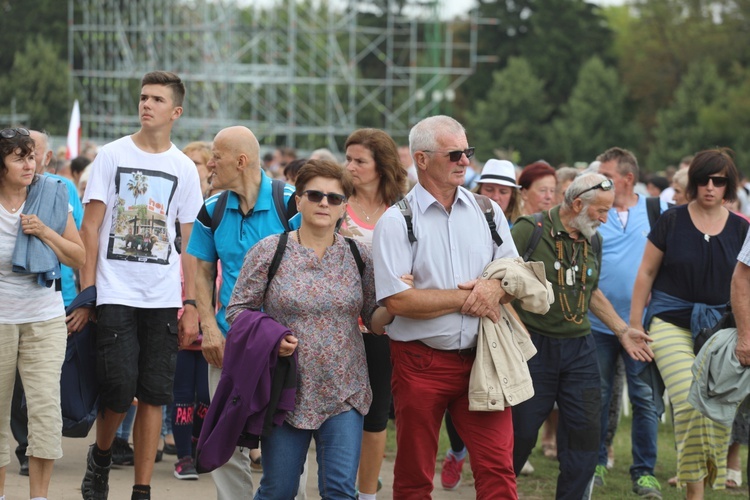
[554,235,589,324]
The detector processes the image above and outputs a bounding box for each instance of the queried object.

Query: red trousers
[390,340,517,499]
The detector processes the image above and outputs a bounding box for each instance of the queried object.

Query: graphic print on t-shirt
[107,166,178,265]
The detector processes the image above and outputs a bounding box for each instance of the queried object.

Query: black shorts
[95,305,179,413]
[363,333,393,432]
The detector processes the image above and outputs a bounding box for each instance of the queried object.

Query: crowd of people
[2,69,750,500]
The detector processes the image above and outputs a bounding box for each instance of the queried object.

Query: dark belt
[416,340,477,356]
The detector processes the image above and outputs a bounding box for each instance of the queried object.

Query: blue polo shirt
[589,195,668,335]
[186,170,294,336]
[46,173,83,306]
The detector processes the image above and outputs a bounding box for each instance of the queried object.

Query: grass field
[385,413,749,499]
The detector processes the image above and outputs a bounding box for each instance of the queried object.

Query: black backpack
[396,193,503,246]
[266,232,365,292]
[210,179,297,234]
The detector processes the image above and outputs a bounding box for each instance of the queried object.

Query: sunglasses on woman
[0,128,30,139]
[301,190,347,206]
[696,176,729,188]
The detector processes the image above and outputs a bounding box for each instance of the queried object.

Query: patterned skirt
[649,317,731,488]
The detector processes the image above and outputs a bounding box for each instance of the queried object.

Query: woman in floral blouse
[225,159,377,499]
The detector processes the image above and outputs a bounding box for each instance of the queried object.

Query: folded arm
[66,201,105,334]
[22,212,85,269]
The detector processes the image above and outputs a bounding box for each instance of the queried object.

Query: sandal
[726,468,742,488]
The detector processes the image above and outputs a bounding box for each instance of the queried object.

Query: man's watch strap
[183,299,197,308]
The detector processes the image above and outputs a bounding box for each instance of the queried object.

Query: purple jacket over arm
[196,310,297,473]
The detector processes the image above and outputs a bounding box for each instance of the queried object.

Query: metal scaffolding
[69,0,494,150]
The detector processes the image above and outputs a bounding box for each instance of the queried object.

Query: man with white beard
[509,173,655,499]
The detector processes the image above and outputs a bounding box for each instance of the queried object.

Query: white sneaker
[520,460,534,475]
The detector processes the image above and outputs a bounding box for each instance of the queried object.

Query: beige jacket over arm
[469,257,553,411]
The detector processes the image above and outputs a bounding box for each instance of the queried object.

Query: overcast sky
[441,0,625,19]
[242,0,626,19]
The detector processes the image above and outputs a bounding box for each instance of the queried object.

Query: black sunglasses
[301,190,347,206]
[575,178,614,199]
[423,147,475,163]
[697,176,729,188]
[0,127,30,139]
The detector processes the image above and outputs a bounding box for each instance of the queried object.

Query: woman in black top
[630,149,749,498]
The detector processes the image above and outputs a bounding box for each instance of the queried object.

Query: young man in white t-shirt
[69,71,204,500]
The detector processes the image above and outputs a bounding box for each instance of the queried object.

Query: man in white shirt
[71,71,203,500]
[373,115,518,498]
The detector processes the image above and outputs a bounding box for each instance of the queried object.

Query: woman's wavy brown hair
[0,130,35,181]
[345,128,408,205]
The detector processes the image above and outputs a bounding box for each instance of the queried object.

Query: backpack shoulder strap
[592,232,602,258]
[285,192,298,219]
[396,198,417,243]
[210,190,230,234]
[646,196,673,229]
[472,193,503,246]
[271,179,292,232]
[266,232,289,292]
[345,237,365,277]
[522,212,545,262]
[646,196,660,229]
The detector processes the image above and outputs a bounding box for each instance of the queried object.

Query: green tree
[519,0,614,106]
[648,61,725,169]
[607,0,736,144]
[700,65,750,175]
[0,36,70,133]
[465,57,551,164]
[0,0,68,72]
[460,0,613,112]
[547,56,638,165]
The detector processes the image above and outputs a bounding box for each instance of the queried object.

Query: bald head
[29,129,53,173]
[213,126,259,169]
[210,126,263,194]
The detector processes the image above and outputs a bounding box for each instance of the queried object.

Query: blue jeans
[116,404,137,440]
[513,332,600,500]
[254,409,364,500]
[593,330,658,479]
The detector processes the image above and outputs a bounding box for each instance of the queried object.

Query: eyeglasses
[696,176,729,188]
[575,178,614,199]
[0,128,30,139]
[422,147,475,163]
[301,190,347,206]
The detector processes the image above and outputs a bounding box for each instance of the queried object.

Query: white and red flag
[66,100,80,160]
